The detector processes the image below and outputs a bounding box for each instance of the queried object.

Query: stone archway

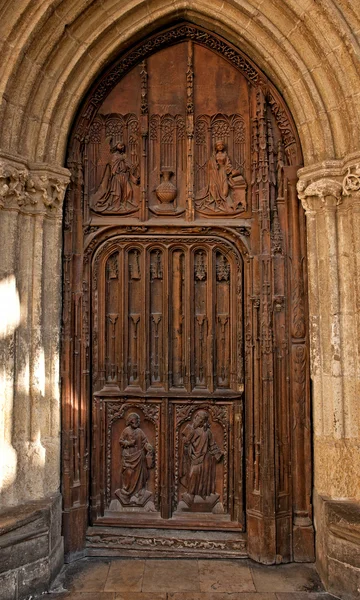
[0,3,360,599]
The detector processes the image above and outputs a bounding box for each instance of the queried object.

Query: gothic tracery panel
[92,237,243,395]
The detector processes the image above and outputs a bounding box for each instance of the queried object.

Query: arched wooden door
[62,24,314,564]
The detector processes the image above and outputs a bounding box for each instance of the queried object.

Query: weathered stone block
[0,532,49,573]
[315,493,360,599]
[0,500,51,573]
[0,495,64,599]
[50,493,63,552]
[18,557,50,598]
[49,537,64,585]
[0,571,17,600]
[327,557,360,600]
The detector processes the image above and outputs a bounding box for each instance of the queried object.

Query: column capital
[0,151,70,219]
[297,178,342,212]
[297,151,360,213]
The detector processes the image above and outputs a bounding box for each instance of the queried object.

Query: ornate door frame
[61,22,314,564]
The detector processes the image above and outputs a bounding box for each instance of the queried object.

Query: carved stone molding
[0,154,70,218]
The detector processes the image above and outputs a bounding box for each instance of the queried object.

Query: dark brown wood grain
[61,24,314,564]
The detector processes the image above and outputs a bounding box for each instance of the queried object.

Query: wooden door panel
[92,235,244,529]
[63,24,313,561]
[92,396,243,529]
[92,237,243,397]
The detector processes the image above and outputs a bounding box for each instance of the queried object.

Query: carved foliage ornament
[76,25,298,157]
[342,164,360,196]
[84,25,259,115]
[0,160,68,216]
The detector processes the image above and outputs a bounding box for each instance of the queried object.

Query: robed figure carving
[92,140,140,214]
[196,141,246,215]
[180,410,223,511]
[115,413,154,507]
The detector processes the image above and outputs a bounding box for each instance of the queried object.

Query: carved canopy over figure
[92,140,140,213]
[180,410,223,507]
[196,141,246,214]
[116,413,154,506]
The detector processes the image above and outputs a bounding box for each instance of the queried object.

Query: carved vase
[155,170,177,203]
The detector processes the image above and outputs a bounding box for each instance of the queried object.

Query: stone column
[297,157,360,598]
[0,152,69,598]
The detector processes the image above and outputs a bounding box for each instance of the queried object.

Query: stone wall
[298,156,360,597]
[0,152,69,508]
[0,153,69,599]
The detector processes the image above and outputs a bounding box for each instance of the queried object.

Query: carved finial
[140,60,148,115]
[195,251,207,281]
[186,42,194,115]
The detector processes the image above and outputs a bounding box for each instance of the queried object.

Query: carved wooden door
[91,235,244,531]
[63,25,314,563]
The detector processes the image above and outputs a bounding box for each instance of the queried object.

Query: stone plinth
[0,494,63,600]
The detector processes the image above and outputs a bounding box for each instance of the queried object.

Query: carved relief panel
[92,395,243,526]
[104,401,160,513]
[81,39,256,222]
[88,114,141,216]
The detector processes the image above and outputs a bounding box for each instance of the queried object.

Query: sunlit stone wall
[0,152,69,506]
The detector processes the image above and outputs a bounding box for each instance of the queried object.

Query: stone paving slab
[249,564,323,593]
[41,557,338,600]
[275,595,336,600]
[105,560,145,592]
[198,560,255,593]
[168,593,277,599]
[142,559,200,592]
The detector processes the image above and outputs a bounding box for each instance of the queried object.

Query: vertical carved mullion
[140,247,146,390]
[186,40,194,221]
[231,255,238,392]
[272,164,292,559]
[83,137,90,224]
[247,86,278,563]
[160,399,171,519]
[140,60,148,221]
[124,250,130,388]
[184,248,191,392]
[62,159,89,557]
[118,247,125,391]
[208,248,214,393]
[233,400,244,526]
[288,171,314,560]
[90,396,101,521]
[163,246,169,391]
[190,248,196,390]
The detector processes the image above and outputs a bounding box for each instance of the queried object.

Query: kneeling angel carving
[91,140,140,214]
